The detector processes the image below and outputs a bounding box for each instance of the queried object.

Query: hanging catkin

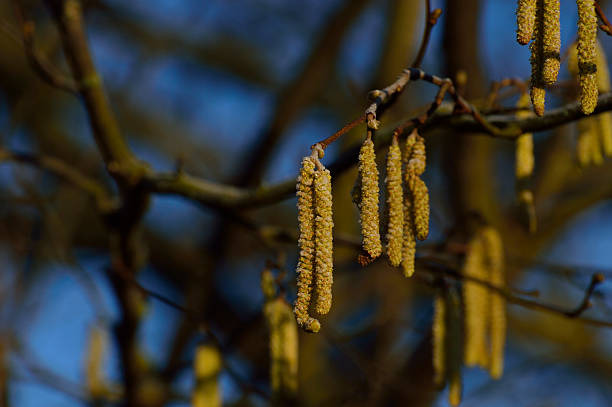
[577,0,598,115]
[542,0,561,85]
[445,287,463,407]
[432,293,446,386]
[385,136,404,267]
[401,134,417,277]
[405,132,429,241]
[517,0,537,45]
[462,235,488,368]
[529,0,547,116]
[86,325,107,398]
[294,156,320,333]
[313,165,334,315]
[515,93,535,180]
[481,227,506,380]
[358,136,382,261]
[192,345,222,407]
[264,298,299,399]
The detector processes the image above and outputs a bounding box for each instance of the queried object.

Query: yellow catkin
[517,0,537,45]
[406,133,429,241]
[529,1,546,116]
[313,166,334,315]
[481,227,506,380]
[193,345,222,407]
[541,0,561,85]
[515,94,535,180]
[462,235,488,368]
[358,137,382,260]
[576,120,593,166]
[518,189,538,234]
[577,0,598,115]
[264,298,299,399]
[294,157,320,333]
[445,288,463,407]
[595,41,612,156]
[401,195,416,277]
[385,137,404,267]
[86,325,107,398]
[432,294,446,386]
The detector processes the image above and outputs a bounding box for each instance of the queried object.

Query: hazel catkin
[193,345,222,407]
[516,0,537,45]
[577,0,599,115]
[358,136,382,261]
[294,156,320,333]
[481,227,506,380]
[401,195,416,278]
[264,298,299,398]
[313,167,334,315]
[385,137,404,267]
[432,293,446,386]
[515,93,535,180]
[541,0,561,86]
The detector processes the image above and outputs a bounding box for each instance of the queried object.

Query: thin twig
[595,1,612,36]
[411,1,442,68]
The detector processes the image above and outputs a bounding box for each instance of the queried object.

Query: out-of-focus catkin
[577,0,599,115]
[462,235,488,368]
[385,137,403,267]
[86,325,107,398]
[445,288,463,407]
[358,136,382,261]
[595,41,612,156]
[432,293,446,386]
[264,298,299,399]
[516,0,537,45]
[294,157,320,333]
[481,227,506,380]
[515,94,535,180]
[193,345,222,407]
[313,166,334,315]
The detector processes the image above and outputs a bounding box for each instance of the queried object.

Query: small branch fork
[596,0,612,36]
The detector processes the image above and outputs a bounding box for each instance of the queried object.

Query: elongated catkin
[264,298,299,398]
[462,235,488,367]
[314,167,334,315]
[401,195,416,277]
[386,137,404,267]
[515,93,535,180]
[541,0,561,86]
[405,132,429,241]
[481,227,506,380]
[577,0,598,114]
[445,288,463,407]
[294,157,320,333]
[193,345,222,407]
[529,1,546,116]
[432,293,446,386]
[517,0,537,45]
[86,325,107,398]
[358,137,382,260]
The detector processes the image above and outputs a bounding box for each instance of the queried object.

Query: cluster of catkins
[517,0,599,115]
[294,145,333,333]
[569,40,612,166]
[355,130,430,276]
[432,227,506,406]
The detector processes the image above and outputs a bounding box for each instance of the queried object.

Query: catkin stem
[386,137,404,267]
[358,136,382,261]
[577,0,599,115]
[313,166,334,315]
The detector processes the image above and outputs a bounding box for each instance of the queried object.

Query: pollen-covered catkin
[386,137,404,267]
[193,345,222,407]
[405,133,429,241]
[86,325,107,398]
[577,0,598,115]
[432,294,446,386]
[529,1,546,116]
[264,298,299,398]
[481,227,506,380]
[541,0,561,85]
[516,0,537,45]
[358,136,382,260]
[463,235,488,368]
[401,195,416,277]
[515,93,535,180]
[313,166,334,315]
[294,157,320,333]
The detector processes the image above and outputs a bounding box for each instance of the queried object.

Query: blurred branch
[411,1,442,68]
[596,1,612,35]
[10,0,78,93]
[0,148,111,209]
